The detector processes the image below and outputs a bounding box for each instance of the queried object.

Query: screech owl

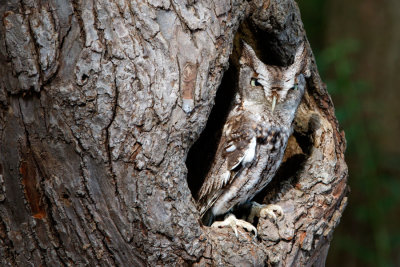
[197,42,307,235]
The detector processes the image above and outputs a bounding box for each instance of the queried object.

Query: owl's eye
[291,84,299,90]
[250,78,261,87]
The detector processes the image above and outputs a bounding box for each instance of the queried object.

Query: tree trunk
[0,0,348,266]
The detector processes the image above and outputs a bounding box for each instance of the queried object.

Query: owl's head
[239,42,307,112]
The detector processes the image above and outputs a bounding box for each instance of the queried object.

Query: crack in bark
[105,64,119,196]
[77,158,115,265]
[70,0,86,46]
[69,200,103,265]
[0,216,17,266]
[169,0,199,35]
[16,98,69,265]
[20,4,43,88]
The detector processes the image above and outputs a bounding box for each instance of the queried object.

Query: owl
[197,42,307,236]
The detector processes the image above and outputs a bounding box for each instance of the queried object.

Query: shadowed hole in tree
[186,24,316,223]
[81,74,89,82]
[186,62,238,199]
[186,74,314,216]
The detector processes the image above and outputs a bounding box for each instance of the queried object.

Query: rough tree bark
[0,0,348,266]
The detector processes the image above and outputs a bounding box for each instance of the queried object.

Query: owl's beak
[271,95,277,112]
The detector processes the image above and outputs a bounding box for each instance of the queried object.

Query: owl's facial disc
[249,70,298,113]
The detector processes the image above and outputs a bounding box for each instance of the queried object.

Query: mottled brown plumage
[198,42,307,227]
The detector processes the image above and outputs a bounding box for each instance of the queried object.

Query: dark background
[298,0,400,266]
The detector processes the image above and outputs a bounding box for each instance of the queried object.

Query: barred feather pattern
[197,105,291,219]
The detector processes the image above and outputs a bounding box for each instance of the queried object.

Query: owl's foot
[211,214,257,237]
[248,202,283,224]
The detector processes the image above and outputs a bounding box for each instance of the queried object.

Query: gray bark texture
[0,0,348,266]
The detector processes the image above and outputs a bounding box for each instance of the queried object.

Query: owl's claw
[248,202,283,224]
[211,214,257,237]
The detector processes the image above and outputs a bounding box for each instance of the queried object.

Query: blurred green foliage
[298,1,400,266]
[318,39,398,266]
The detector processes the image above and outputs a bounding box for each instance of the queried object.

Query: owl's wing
[197,113,257,215]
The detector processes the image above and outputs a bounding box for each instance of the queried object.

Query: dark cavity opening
[186,62,238,199]
[186,20,313,207]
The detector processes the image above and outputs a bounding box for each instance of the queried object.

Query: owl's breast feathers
[197,110,287,217]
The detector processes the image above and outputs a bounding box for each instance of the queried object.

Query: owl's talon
[211,214,257,237]
[248,202,283,224]
[260,204,283,221]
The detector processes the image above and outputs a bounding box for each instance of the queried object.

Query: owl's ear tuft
[291,42,308,75]
[295,43,305,60]
[239,41,257,67]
